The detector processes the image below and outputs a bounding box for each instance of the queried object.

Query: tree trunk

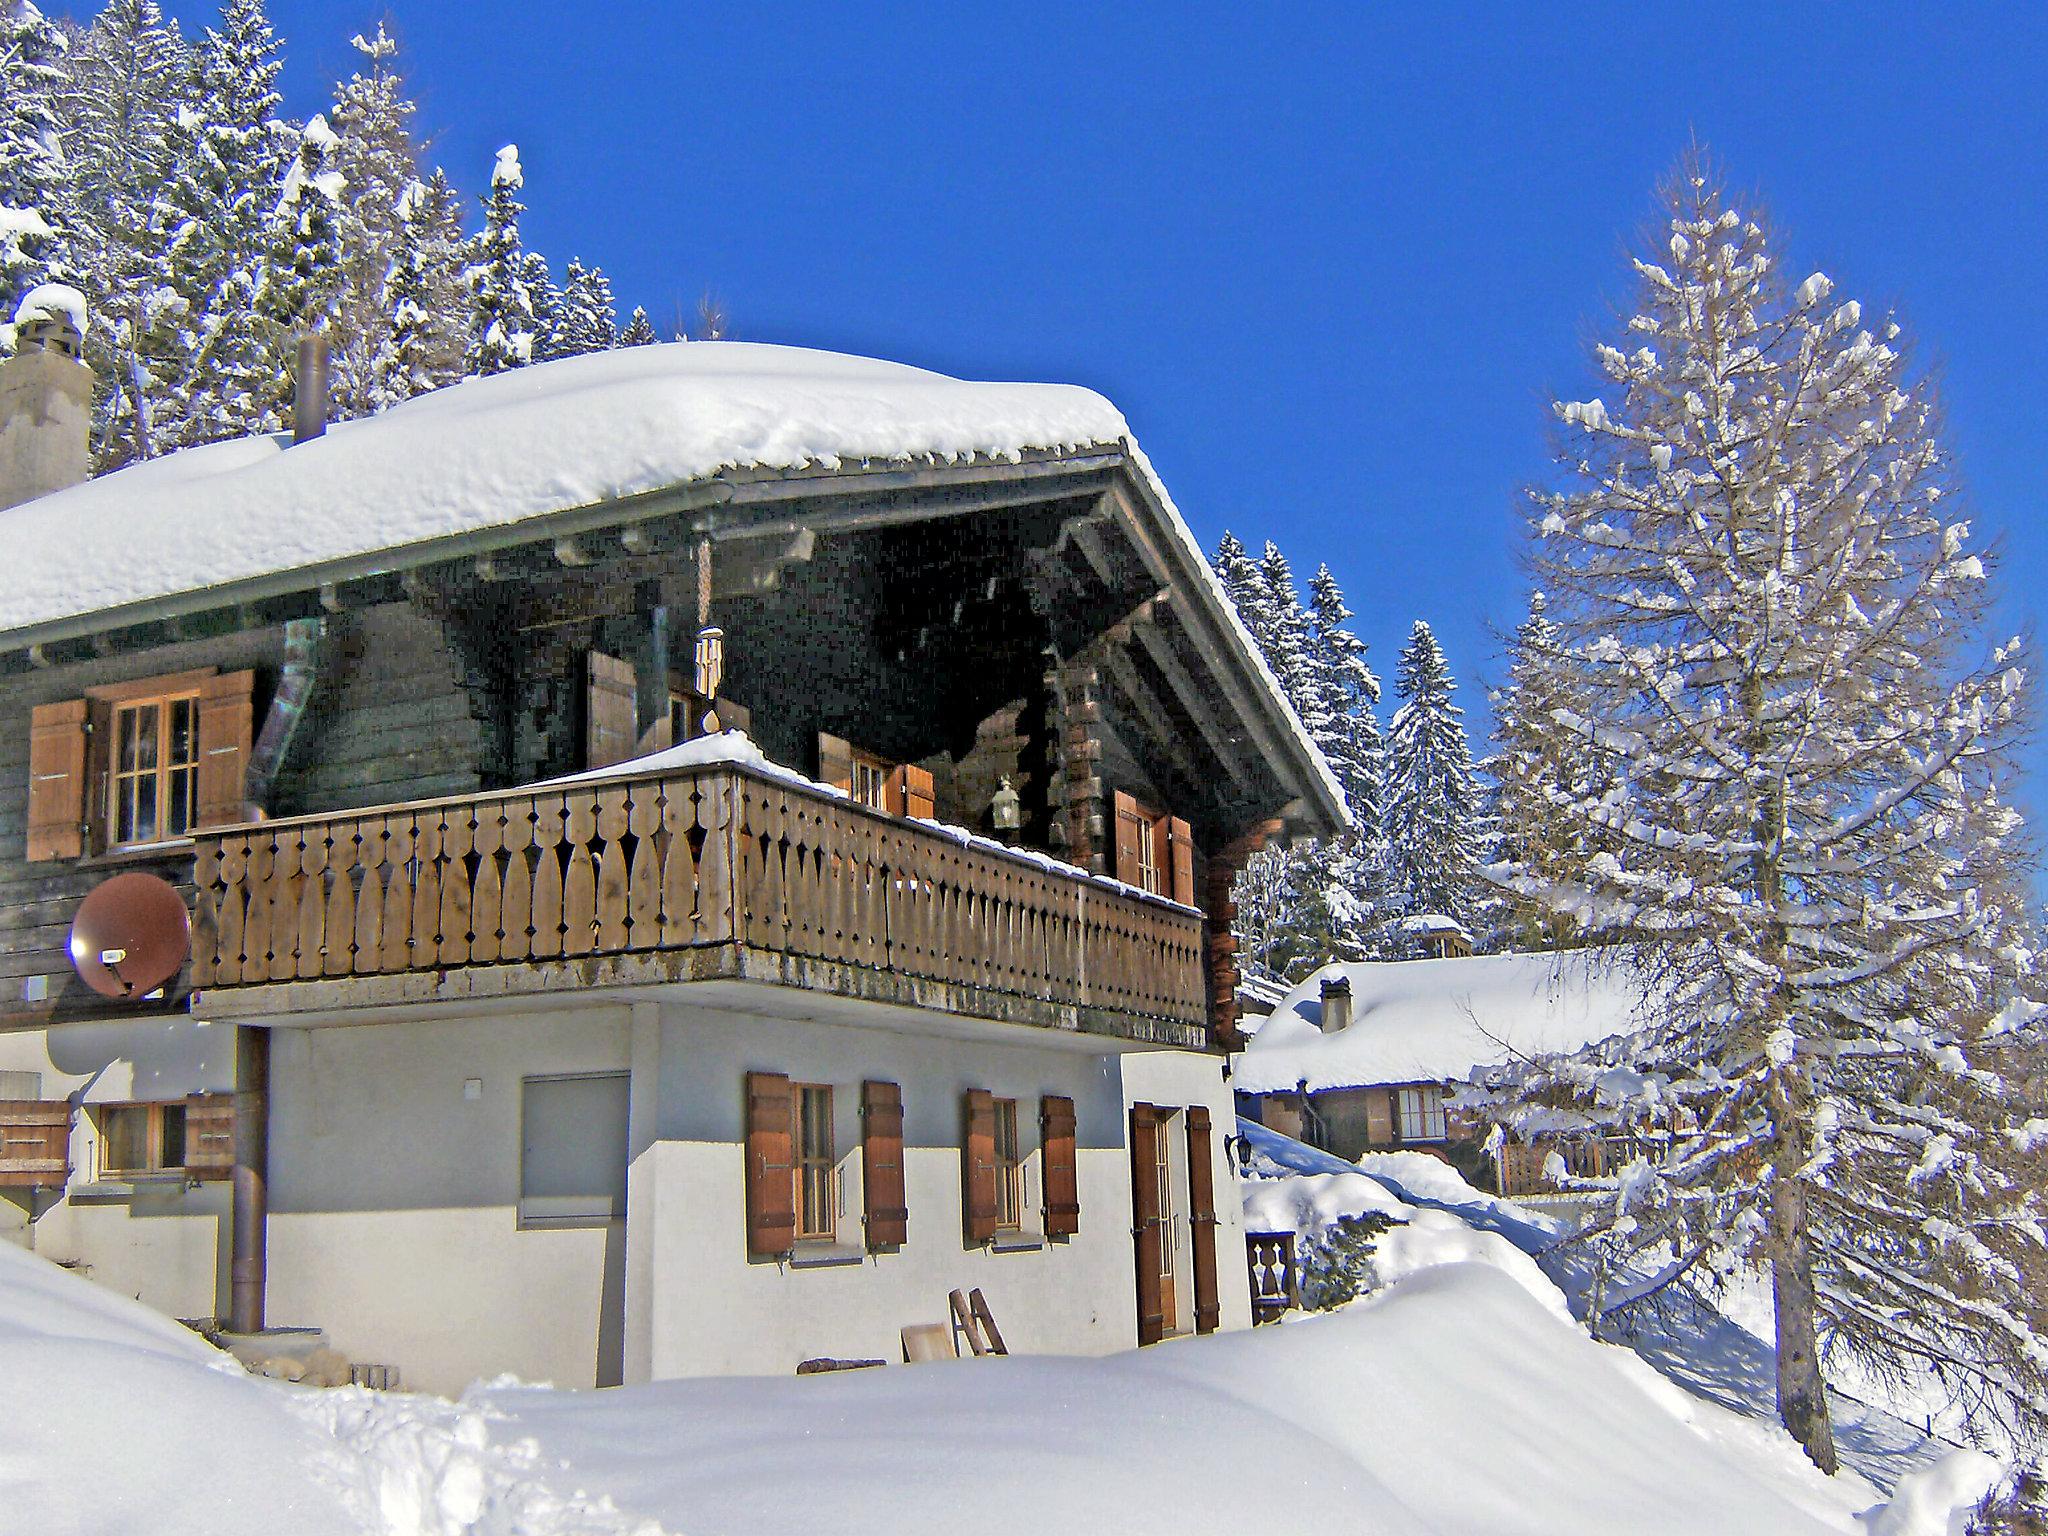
[1766,1074,1838,1475]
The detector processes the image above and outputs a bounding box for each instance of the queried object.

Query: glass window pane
[103,1107,146,1172]
[159,1104,186,1168]
[167,766,194,838]
[168,697,196,768]
[131,704,159,772]
[131,774,157,845]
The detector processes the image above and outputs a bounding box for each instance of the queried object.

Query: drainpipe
[245,615,326,814]
[229,1025,270,1335]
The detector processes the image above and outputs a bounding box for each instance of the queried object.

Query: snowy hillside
[0,1196,1998,1534]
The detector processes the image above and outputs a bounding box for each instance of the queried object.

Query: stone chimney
[1319,974,1353,1034]
[0,294,91,511]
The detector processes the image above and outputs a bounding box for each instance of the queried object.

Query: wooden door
[1154,1113,1179,1331]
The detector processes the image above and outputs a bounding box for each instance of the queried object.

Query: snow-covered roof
[0,339,1348,829]
[1233,951,1651,1095]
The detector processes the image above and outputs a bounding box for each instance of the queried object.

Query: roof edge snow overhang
[0,442,1347,837]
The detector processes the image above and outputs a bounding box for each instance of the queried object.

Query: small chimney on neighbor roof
[294,333,330,444]
[0,285,92,511]
[1319,974,1353,1035]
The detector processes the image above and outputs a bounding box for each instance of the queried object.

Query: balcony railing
[190,764,1208,1033]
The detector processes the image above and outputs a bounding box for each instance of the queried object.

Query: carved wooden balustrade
[190,765,1208,1031]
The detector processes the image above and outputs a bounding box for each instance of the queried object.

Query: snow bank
[1236,949,1651,1094]
[1856,1450,2002,1536]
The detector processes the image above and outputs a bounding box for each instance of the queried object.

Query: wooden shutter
[1112,789,1145,886]
[861,1079,908,1250]
[962,1087,997,1245]
[585,652,639,770]
[1130,1103,1165,1345]
[183,1092,237,1179]
[0,1100,70,1187]
[1167,817,1197,906]
[1040,1094,1079,1237]
[1187,1105,1221,1335]
[744,1071,796,1257]
[885,764,935,821]
[26,699,86,861]
[816,733,855,795]
[195,670,256,829]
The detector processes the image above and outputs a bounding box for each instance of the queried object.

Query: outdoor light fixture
[990,776,1022,841]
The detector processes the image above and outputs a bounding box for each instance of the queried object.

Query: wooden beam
[1128,612,1257,785]
[1098,646,1209,793]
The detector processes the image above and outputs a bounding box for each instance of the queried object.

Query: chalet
[1232,951,1644,1192]
[0,309,1347,1391]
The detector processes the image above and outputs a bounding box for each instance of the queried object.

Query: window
[992,1097,1023,1230]
[1111,790,1193,902]
[520,1073,630,1225]
[109,690,201,846]
[98,1101,186,1177]
[850,752,891,812]
[794,1083,836,1240]
[1397,1086,1447,1144]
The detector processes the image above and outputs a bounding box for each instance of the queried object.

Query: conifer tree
[1383,619,1481,931]
[326,22,419,418]
[0,1,72,310]
[520,248,558,358]
[1496,155,2048,1467]
[549,258,617,356]
[463,143,533,375]
[374,167,467,406]
[618,304,656,347]
[250,112,344,421]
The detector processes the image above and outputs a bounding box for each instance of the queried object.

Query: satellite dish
[69,872,190,1000]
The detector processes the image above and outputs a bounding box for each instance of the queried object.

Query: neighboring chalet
[0,311,1346,1391]
[1232,952,1643,1193]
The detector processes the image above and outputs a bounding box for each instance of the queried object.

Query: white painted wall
[0,1018,233,1321]
[266,1007,632,1396]
[625,1004,1140,1381]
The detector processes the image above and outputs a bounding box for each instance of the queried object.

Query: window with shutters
[849,752,890,812]
[95,1101,186,1178]
[109,689,201,847]
[1398,1086,1447,1143]
[1111,790,1196,904]
[992,1097,1023,1230]
[793,1083,837,1240]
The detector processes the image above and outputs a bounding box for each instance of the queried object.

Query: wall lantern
[990,776,1022,841]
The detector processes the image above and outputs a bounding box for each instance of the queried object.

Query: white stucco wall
[0,1017,234,1322]
[625,1004,1140,1381]
[265,1007,632,1396]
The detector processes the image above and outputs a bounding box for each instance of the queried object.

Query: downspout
[229,1024,269,1335]
[244,615,327,814]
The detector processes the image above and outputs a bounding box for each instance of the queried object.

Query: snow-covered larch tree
[1383,619,1482,932]
[463,143,535,376]
[1495,155,2048,1469]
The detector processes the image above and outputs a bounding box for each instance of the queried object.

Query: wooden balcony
[189,764,1210,1047]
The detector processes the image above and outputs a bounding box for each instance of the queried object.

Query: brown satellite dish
[69,872,190,999]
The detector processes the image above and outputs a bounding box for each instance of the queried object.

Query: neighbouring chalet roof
[1,341,1347,832]
[1233,951,1651,1095]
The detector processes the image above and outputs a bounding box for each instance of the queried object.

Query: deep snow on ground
[0,1164,1993,1536]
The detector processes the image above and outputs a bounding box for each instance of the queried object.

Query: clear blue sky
[111,4,2048,785]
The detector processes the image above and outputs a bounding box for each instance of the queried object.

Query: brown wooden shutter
[1187,1105,1221,1335]
[585,652,639,770]
[1112,789,1144,886]
[26,699,87,861]
[816,733,855,795]
[194,670,256,828]
[885,764,935,821]
[861,1079,908,1250]
[1040,1094,1079,1237]
[0,1100,71,1187]
[962,1087,997,1245]
[744,1071,796,1257]
[183,1093,237,1179]
[1167,817,1197,906]
[1130,1103,1165,1345]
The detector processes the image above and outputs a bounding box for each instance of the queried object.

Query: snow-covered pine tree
[1497,155,2047,1468]
[1213,531,1263,632]
[158,0,294,446]
[618,305,656,347]
[1254,541,1316,706]
[0,1,72,313]
[1304,563,1385,846]
[548,258,617,356]
[326,22,420,418]
[519,248,558,359]
[463,143,533,375]
[1382,619,1482,934]
[250,111,344,422]
[374,167,467,407]
[50,0,188,464]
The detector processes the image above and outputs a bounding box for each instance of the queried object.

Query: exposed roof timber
[1095,644,1211,796]
[0,450,1122,657]
[1124,606,1259,786]
[1098,474,1345,834]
